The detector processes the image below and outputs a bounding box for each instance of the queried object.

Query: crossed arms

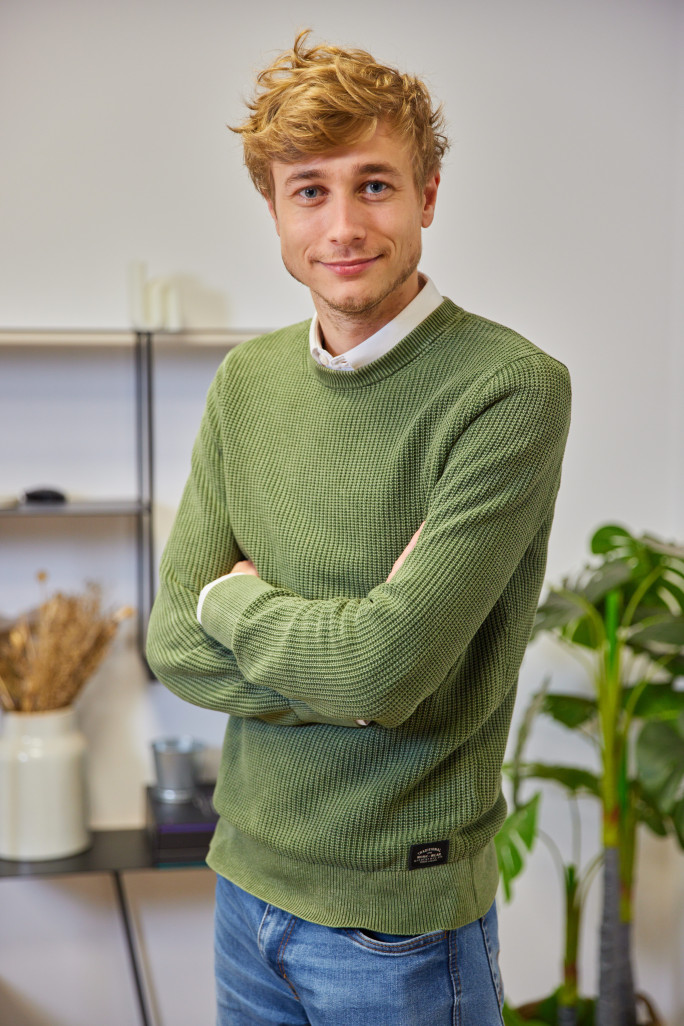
[146,352,570,730]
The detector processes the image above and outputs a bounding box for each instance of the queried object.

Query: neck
[313,272,422,357]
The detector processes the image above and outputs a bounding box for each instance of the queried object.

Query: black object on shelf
[145,783,218,865]
[23,486,67,503]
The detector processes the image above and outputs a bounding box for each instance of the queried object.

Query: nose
[327,194,366,247]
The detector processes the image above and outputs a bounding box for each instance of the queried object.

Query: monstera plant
[496,524,684,1026]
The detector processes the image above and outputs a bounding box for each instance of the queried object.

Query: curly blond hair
[230,30,449,199]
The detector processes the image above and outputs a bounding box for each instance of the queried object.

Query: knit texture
[146,298,571,932]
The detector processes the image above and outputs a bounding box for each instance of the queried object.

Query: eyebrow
[283,162,403,189]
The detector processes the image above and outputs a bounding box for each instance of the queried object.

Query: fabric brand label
[408,840,450,870]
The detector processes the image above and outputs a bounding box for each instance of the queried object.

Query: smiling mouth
[319,256,381,276]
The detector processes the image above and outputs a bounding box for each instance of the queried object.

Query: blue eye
[365,181,387,194]
[300,186,319,199]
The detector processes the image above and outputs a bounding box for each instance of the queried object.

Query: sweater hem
[206,818,500,933]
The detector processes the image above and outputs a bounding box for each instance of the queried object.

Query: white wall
[0,1,682,1024]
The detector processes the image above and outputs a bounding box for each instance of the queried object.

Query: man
[147,30,571,1026]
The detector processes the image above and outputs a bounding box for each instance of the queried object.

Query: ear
[420,171,440,229]
[265,195,280,237]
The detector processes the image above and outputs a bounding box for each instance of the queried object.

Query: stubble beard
[282,242,422,323]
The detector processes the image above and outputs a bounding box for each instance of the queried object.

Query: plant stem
[559,864,580,1011]
[598,591,627,1025]
[577,851,603,907]
[621,565,664,629]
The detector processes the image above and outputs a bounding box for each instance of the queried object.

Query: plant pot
[0,707,91,860]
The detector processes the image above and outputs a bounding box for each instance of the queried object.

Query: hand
[230,558,260,577]
[386,521,426,582]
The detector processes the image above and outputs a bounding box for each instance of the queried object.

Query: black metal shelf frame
[134,331,155,670]
[0,332,155,672]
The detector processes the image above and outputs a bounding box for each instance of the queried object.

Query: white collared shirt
[309,274,443,370]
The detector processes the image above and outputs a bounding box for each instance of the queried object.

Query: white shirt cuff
[197,572,249,623]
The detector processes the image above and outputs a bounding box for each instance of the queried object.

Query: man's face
[266,125,439,327]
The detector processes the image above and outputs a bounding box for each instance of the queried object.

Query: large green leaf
[581,561,633,604]
[625,682,684,721]
[626,602,671,626]
[590,523,635,556]
[636,719,684,819]
[673,797,684,848]
[495,794,540,902]
[640,534,684,561]
[567,615,597,649]
[629,617,684,648]
[533,590,588,638]
[589,525,684,592]
[543,693,597,729]
[659,576,684,613]
[627,637,684,677]
[517,762,601,797]
[661,652,684,676]
[632,780,669,837]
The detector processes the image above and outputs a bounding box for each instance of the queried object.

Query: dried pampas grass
[0,580,133,712]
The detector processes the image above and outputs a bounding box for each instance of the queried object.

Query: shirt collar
[308,274,443,371]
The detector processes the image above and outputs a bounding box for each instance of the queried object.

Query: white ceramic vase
[0,707,90,860]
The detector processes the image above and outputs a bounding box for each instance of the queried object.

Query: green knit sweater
[146,298,571,932]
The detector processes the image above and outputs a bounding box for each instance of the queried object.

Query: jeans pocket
[359,930,423,943]
[346,928,446,952]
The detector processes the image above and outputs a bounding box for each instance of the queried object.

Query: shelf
[0,326,262,673]
[0,829,156,879]
[1,500,150,518]
[0,827,211,878]
[0,330,136,347]
[0,328,260,348]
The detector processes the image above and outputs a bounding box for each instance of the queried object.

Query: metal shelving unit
[0,327,257,673]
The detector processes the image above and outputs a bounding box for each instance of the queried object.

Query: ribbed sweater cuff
[199,573,277,647]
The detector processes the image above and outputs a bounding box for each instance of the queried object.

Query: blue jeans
[214,874,505,1026]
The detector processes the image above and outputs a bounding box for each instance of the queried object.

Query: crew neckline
[305,298,465,389]
[309,274,443,371]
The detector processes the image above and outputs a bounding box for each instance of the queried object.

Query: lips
[319,256,381,276]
